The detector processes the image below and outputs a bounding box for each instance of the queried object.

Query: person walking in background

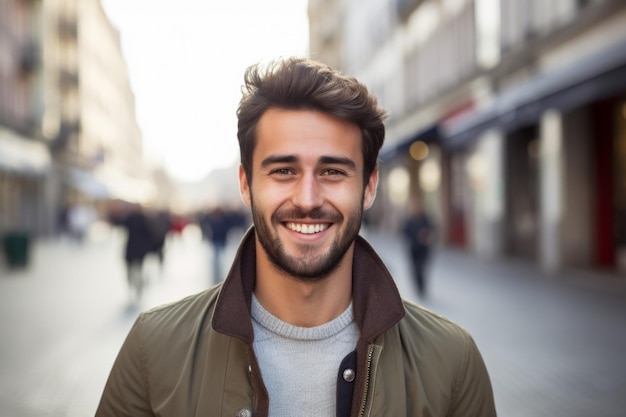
[168,214,187,237]
[205,206,231,282]
[199,206,249,283]
[66,202,96,244]
[147,209,171,269]
[402,197,436,297]
[96,57,495,417]
[121,203,153,301]
[57,203,70,239]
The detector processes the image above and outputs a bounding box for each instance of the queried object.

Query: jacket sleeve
[448,334,497,417]
[95,313,154,417]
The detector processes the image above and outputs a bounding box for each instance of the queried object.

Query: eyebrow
[260,155,298,169]
[260,155,357,171]
[319,156,357,171]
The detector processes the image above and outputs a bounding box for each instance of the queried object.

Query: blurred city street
[1,224,625,417]
[2,1,626,416]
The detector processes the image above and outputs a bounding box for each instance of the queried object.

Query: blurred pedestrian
[147,209,171,268]
[57,203,70,238]
[97,57,495,417]
[168,215,187,238]
[66,202,96,244]
[204,206,230,282]
[121,204,153,301]
[402,197,436,297]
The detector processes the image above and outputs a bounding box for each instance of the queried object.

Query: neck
[254,242,354,327]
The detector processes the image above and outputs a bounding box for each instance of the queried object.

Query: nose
[292,172,324,212]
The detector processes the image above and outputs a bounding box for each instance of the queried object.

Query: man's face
[239,108,378,280]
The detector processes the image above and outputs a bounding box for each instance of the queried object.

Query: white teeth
[287,223,328,234]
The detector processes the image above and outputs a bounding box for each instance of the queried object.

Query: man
[402,197,436,297]
[204,206,234,281]
[96,57,496,417]
[120,203,154,301]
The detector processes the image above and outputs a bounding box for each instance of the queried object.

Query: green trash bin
[3,232,30,267]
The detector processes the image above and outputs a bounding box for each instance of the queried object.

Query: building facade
[0,0,155,240]
[308,0,626,273]
[0,0,51,236]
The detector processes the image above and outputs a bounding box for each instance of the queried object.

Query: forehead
[254,108,363,165]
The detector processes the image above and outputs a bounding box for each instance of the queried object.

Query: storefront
[0,127,52,237]
[440,37,626,271]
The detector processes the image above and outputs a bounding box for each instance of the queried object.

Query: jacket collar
[212,227,406,344]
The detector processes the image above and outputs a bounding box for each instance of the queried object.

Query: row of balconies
[57,15,78,41]
[343,0,623,127]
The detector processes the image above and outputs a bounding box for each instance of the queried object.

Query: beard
[251,197,364,281]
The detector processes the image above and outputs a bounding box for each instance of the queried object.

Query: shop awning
[442,37,626,149]
[94,166,157,204]
[0,127,51,175]
[68,168,110,199]
[380,124,440,161]
[67,166,157,203]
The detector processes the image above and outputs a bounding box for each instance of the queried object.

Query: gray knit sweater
[251,294,359,417]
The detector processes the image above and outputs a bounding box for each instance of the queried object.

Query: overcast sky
[101,0,309,182]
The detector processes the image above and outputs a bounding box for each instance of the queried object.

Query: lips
[285,222,329,234]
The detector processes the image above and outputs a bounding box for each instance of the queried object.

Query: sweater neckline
[251,294,354,341]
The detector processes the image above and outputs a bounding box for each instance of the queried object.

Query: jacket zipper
[358,346,375,417]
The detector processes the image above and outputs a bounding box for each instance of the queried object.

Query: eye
[270,168,294,176]
[321,168,345,177]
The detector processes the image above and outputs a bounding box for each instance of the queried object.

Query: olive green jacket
[96,228,496,417]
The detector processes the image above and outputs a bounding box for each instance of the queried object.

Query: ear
[239,165,252,207]
[363,167,378,210]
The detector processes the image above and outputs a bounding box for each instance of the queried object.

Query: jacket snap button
[237,408,252,417]
[343,368,355,382]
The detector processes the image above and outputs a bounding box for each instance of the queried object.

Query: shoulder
[389,301,495,415]
[134,285,222,344]
[397,299,474,354]
[388,300,489,386]
[112,285,236,407]
[400,299,469,335]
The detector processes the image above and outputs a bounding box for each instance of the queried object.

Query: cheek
[250,181,284,211]
[330,187,365,213]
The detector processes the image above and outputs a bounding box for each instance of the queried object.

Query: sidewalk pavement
[364,228,626,417]
[0,225,214,417]
[0,224,625,416]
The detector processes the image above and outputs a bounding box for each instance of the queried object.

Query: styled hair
[236,57,388,184]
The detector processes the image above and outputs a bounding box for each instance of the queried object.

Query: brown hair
[236,57,388,184]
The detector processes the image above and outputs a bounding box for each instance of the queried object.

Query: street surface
[1,223,625,416]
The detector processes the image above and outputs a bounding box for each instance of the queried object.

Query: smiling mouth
[285,222,330,234]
